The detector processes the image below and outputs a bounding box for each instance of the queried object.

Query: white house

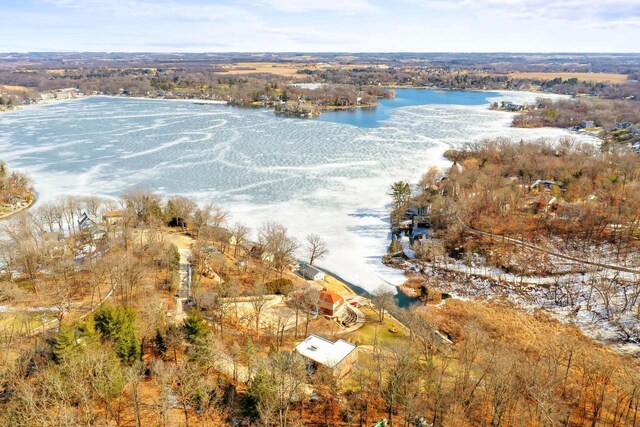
[294,334,357,377]
[300,264,325,281]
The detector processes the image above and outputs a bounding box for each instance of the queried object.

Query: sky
[1,0,639,52]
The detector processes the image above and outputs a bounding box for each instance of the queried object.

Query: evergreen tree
[183,309,210,345]
[155,328,168,358]
[94,304,140,364]
[51,324,79,362]
[389,181,411,209]
[51,319,98,362]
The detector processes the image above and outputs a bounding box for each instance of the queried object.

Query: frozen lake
[0,90,584,292]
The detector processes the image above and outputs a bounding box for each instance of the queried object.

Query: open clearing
[0,84,33,93]
[215,61,369,78]
[508,72,628,83]
[216,62,307,77]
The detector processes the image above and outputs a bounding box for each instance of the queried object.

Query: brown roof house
[102,210,126,225]
[319,290,345,316]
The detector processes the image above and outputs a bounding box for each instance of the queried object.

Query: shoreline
[0,191,36,221]
[0,94,229,117]
[0,89,591,295]
[0,87,570,120]
[0,96,85,116]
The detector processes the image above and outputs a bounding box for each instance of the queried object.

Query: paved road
[174,247,192,323]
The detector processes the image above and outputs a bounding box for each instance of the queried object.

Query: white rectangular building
[294,334,357,377]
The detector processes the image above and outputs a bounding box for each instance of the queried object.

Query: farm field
[508,72,628,83]
[216,61,309,77]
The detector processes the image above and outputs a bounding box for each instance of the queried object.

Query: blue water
[316,88,499,128]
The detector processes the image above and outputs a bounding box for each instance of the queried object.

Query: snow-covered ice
[0,92,597,293]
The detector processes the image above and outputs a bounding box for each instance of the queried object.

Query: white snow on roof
[294,334,356,368]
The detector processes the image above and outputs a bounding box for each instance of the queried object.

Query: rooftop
[319,290,343,305]
[294,334,356,368]
[103,210,126,218]
[300,264,324,278]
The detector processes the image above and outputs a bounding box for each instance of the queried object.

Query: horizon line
[2,51,640,55]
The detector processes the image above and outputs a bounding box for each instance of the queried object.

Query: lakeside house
[249,245,275,263]
[614,121,632,130]
[78,212,97,231]
[299,264,325,281]
[318,289,345,316]
[78,212,107,242]
[102,210,126,225]
[502,101,524,111]
[294,334,357,378]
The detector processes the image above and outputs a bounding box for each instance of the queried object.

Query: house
[102,210,126,225]
[502,101,524,112]
[412,215,431,229]
[319,290,345,316]
[580,120,595,129]
[411,227,429,240]
[299,264,325,281]
[405,204,432,231]
[614,121,632,130]
[78,212,97,231]
[294,334,357,378]
[406,204,429,218]
[55,88,81,100]
[78,212,107,242]
[249,245,274,262]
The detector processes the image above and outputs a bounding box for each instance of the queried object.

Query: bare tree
[192,203,229,237]
[124,362,145,427]
[254,351,307,427]
[304,233,329,265]
[231,222,250,257]
[303,287,320,336]
[249,283,270,337]
[371,287,395,322]
[259,222,299,277]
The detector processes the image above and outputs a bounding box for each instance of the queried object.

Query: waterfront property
[103,210,126,225]
[294,334,357,378]
[299,264,326,281]
[319,289,345,316]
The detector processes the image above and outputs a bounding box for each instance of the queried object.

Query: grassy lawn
[320,274,356,297]
[0,312,57,336]
[345,306,409,347]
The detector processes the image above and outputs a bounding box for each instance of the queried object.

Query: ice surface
[0,93,597,293]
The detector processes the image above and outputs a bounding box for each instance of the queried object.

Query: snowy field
[0,91,595,293]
